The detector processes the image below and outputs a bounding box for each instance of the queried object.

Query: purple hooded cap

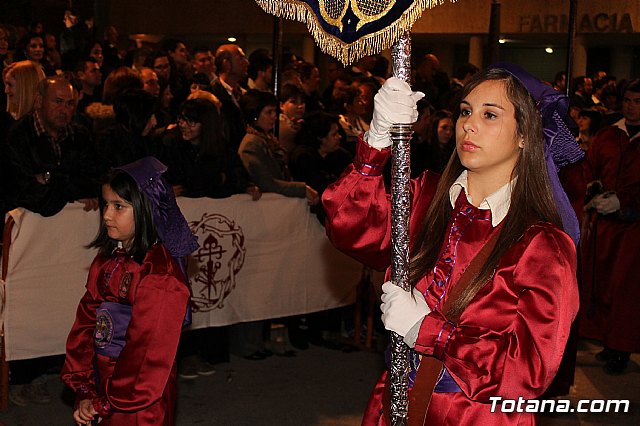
[488,62,584,246]
[116,156,199,260]
[116,157,199,325]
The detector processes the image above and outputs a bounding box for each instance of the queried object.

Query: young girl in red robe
[323,64,583,425]
[61,157,198,425]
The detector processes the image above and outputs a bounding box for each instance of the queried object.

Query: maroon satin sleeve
[322,136,440,271]
[98,269,189,413]
[415,226,579,402]
[60,257,105,402]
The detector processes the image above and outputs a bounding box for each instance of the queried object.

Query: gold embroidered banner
[255,0,455,65]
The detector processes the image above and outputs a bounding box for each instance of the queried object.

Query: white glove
[589,191,620,215]
[365,77,424,149]
[380,281,431,346]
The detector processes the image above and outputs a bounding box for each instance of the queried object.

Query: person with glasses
[160,97,259,200]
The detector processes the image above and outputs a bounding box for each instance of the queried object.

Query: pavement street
[0,339,637,425]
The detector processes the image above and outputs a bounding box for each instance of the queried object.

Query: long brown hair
[409,68,562,319]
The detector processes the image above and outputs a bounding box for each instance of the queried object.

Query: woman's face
[256,105,277,132]
[4,73,16,106]
[319,123,342,154]
[348,91,366,118]
[178,114,202,143]
[576,115,591,133]
[456,80,522,179]
[280,97,305,121]
[26,37,44,62]
[436,117,454,145]
[89,44,104,66]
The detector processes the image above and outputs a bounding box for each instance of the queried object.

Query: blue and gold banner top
[255,0,455,65]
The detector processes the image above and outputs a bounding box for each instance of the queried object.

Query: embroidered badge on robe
[119,272,132,298]
[94,310,114,348]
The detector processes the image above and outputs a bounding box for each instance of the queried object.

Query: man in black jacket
[4,76,102,217]
[212,44,250,150]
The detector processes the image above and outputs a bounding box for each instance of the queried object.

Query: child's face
[102,184,135,249]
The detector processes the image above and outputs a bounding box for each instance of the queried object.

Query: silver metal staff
[389,31,413,426]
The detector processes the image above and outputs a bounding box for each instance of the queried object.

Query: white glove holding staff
[365,77,424,149]
[381,281,431,347]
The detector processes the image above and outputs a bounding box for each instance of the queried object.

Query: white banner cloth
[3,194,362,361]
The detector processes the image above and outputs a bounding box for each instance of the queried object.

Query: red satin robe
[61,243,190,425]
[579,122,640,353]
[322,139,579,425]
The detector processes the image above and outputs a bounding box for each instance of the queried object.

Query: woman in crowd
[159,80,174,116]
[0,50,40,243]
[17,32,55,76]
[289,111,350,198]
[278,83,306,154]
[86,41,105,69]
[408,99,434,176]
[161,97,259,199]
[575,108,602,151]
[44,33,62,71]
[0,27,11,71]
[411,109,456,176]
[85,66,143,133]
[3,60,46,120]
[238,89,318,204]
[323,64,581,425]
[337,85,369,153]
[96,88,159,168]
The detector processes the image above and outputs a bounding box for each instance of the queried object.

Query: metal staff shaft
[389,32,413,426]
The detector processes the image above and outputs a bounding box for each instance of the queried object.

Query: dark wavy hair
[279,83,304,103]
[428,109,454,146]
[296,111,339,149]
[89,170,158,263]
[113,89,157,136]
[179,98,226,157]
[17,32,44,61]
[577,109,602,136]
[240,89,278,125]
[409,67,562,319]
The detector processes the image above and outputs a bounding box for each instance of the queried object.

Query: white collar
[449,170,514,227]
[613,118,640,141]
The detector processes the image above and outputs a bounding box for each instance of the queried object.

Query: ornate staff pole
[253,3,456,424]
[388,32,413,426]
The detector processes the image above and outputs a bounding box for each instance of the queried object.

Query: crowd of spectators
[2,7,638,407]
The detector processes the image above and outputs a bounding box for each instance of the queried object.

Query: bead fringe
[255,0,456,66]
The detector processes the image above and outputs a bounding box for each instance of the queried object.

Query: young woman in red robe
[61,157,198,425]
[322,64,582,425]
